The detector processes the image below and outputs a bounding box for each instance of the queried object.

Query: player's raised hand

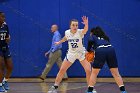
[81,16,88,25]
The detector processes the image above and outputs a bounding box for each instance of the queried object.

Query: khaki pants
[41,50,68,79]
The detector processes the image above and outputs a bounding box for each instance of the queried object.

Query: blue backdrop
[0,0,140,77]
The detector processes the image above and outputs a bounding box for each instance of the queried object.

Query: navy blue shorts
[0,46,11,59]
[92,46,118,69]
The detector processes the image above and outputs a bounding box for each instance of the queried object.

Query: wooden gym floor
[6,78,140,93]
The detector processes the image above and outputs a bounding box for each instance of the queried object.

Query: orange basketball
[86,51,95,62]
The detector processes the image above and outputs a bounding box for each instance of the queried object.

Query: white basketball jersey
[65,29,85,53]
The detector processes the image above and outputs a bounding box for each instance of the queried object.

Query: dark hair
[0,11,4,14]
[91,26,110,42]
[0,11,4,16]
[90,28,96,33]
[69,19,78,25]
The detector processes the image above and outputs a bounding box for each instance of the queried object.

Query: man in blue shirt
[40,24,68,81]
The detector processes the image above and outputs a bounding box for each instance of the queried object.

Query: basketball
[86,51,95,62]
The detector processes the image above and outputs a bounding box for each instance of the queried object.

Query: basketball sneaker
[87,89,97,93]
[0,86,6,92]
[121,91,127,93]
[48,86,57,93]
[2,81,10,90]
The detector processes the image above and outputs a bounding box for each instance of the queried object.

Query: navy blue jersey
[0,22,9,47]
[87,35,110,51]
[87,35,118,68]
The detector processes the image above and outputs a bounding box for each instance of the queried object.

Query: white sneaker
[87,89,97,93]
[92,89,97,93]
[48,86,57,93]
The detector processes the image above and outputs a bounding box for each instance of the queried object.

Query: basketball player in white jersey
[48,16,95,93]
